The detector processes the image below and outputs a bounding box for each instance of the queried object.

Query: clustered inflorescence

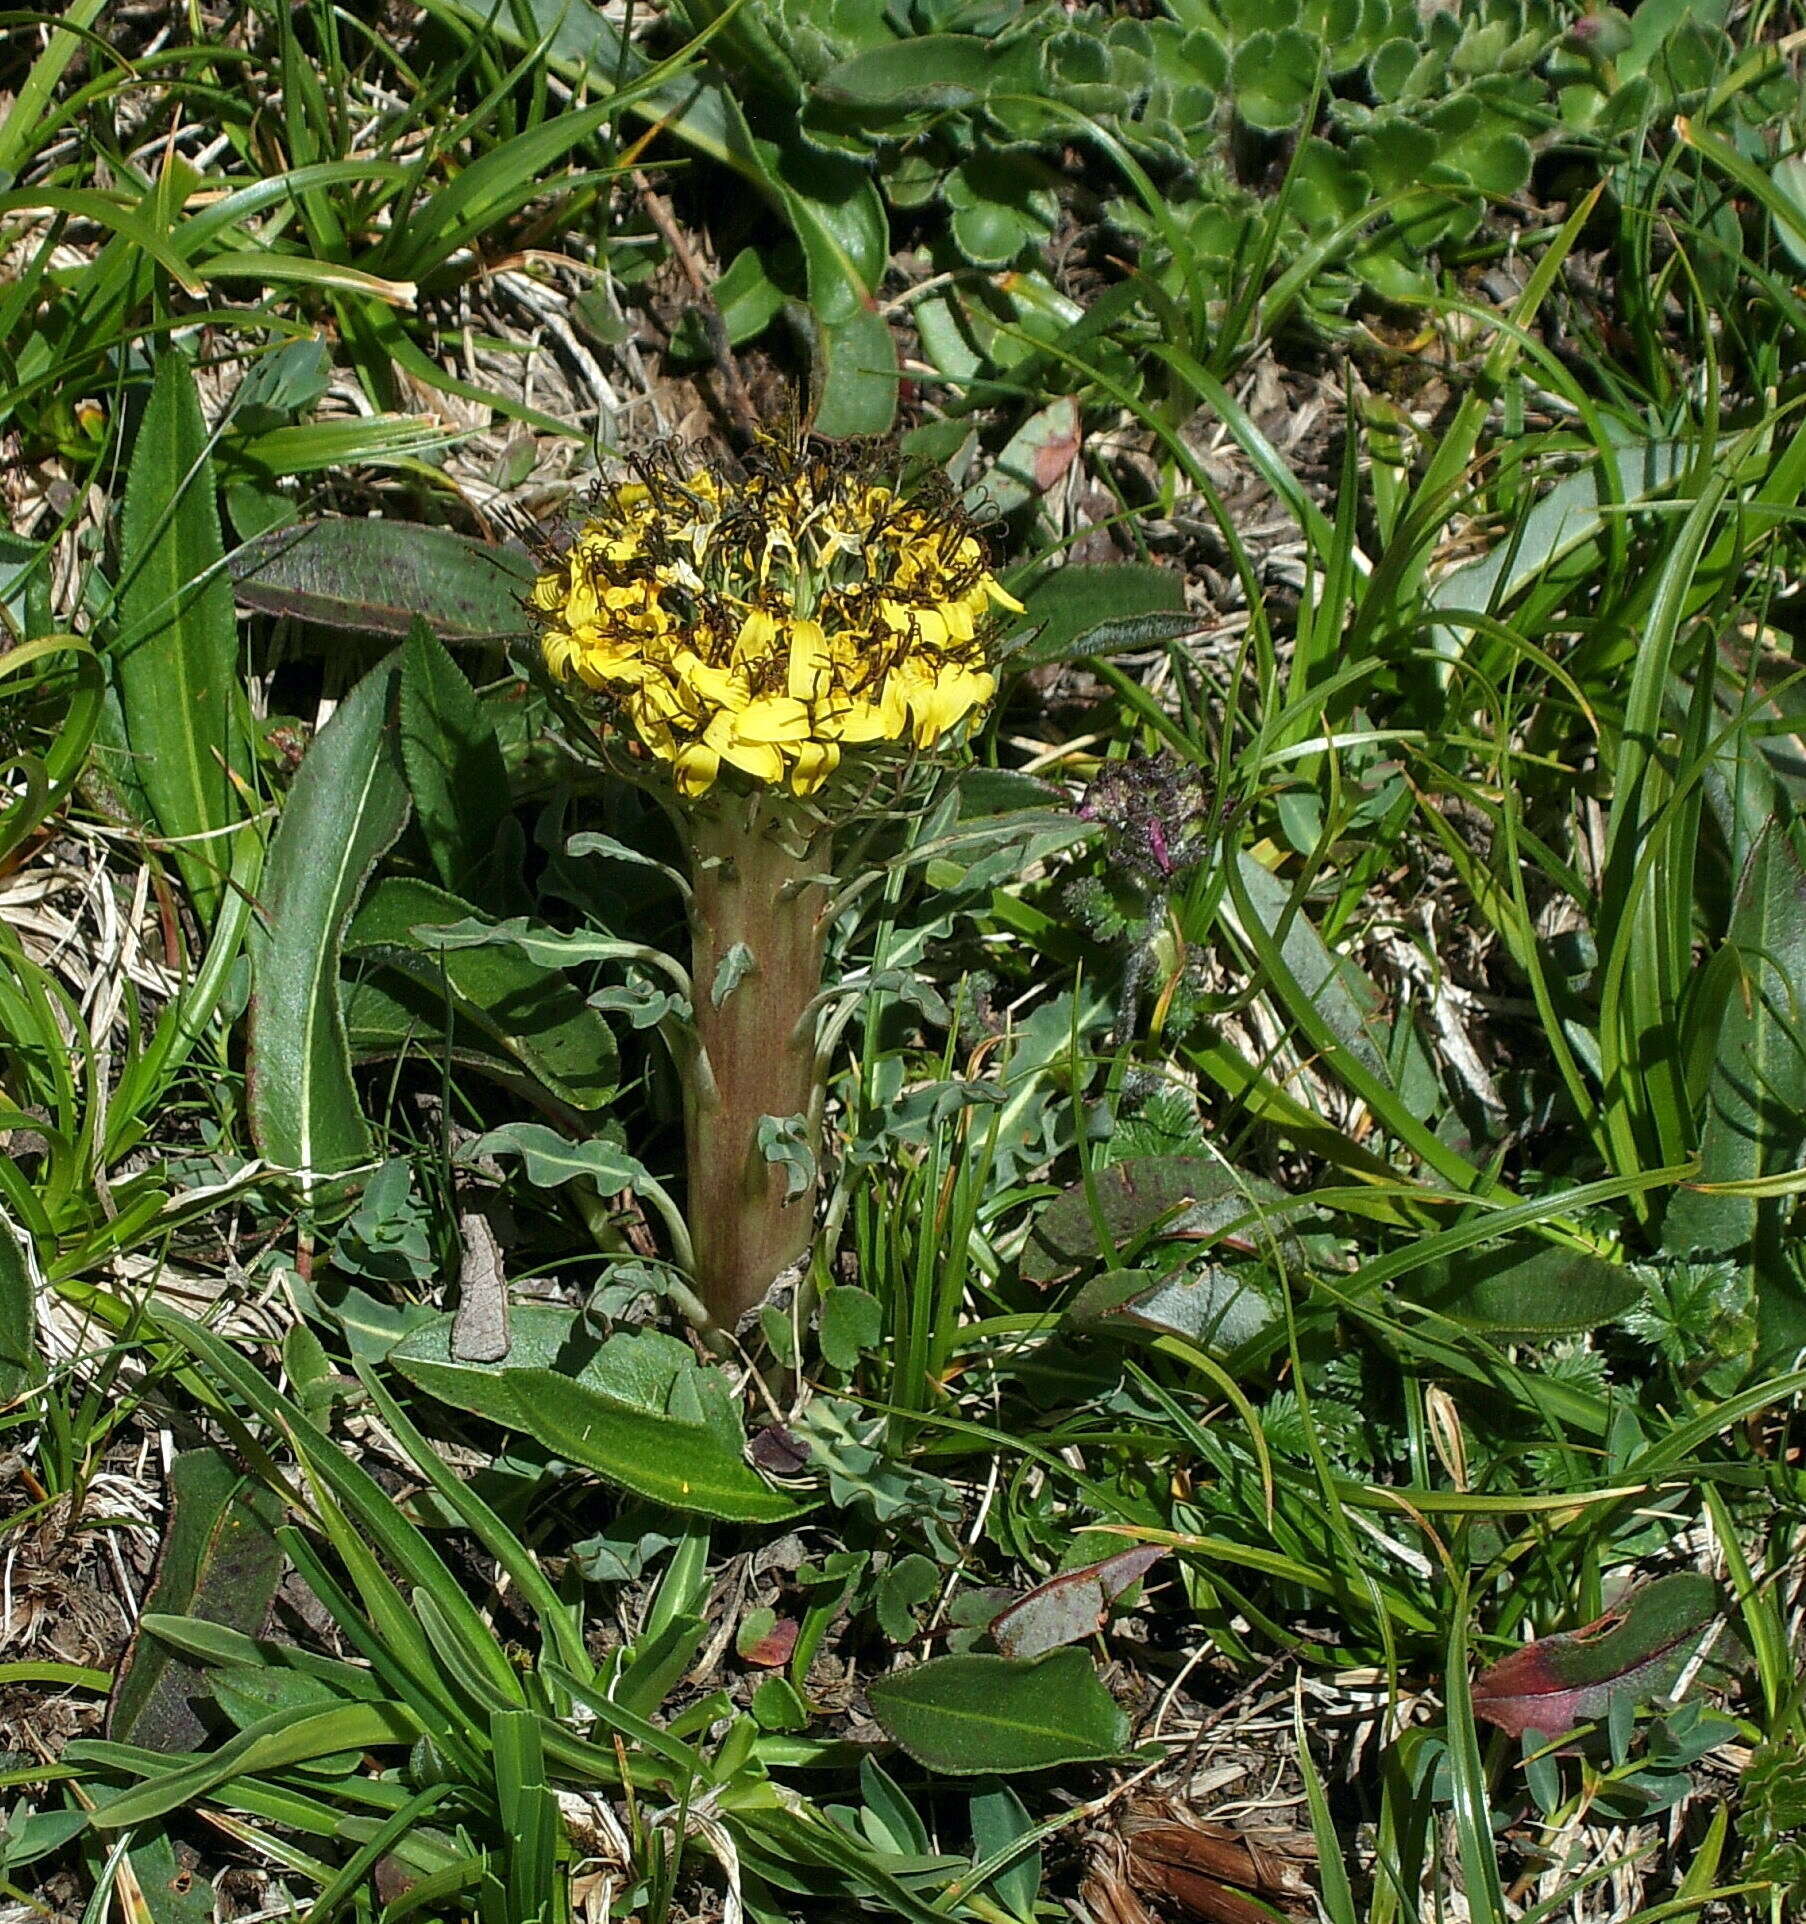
[531,440,1021,799]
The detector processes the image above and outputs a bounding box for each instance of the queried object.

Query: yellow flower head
[531,439,1021,799]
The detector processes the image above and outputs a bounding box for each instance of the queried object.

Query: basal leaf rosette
[530,440,1020,801]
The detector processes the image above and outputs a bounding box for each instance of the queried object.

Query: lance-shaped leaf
[1399,1239,1642,1338]
[1063,1264,1280,1352]
[391,1302,614,1417]
[398,621,520,906]
[345,877,617,1110]
[115,353,248,919]
[1023,1157,1282,1285]
[1009,562,1202,668]
[107,1448,283,1753]
[868,1648,1128,1774]
[503,1367,807,1524]
[992,1549,1166,1660]
[1471,1574,1728,1740]
[249,654,410,1180]
[399,1311,804,1523]
[0,1209,38,1404]
[1664,823,1806,1364]
[231,518,536,642]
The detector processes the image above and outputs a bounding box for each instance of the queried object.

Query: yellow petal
[913,605,950,649]
[984,575,1025,613]
[736,695,812,744]
[788,738,840,795]
[908,665,993,746]
[785,617,832,702]
[672,742,720,798]
[703,712,785,783]
[542,634,578,678]
[736,607,780,662]
[681,656,747,713]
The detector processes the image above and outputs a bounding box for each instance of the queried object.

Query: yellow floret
[532,440,1015,798]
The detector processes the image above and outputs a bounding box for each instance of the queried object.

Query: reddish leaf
[748,1424,811,1476]
[739,1615,800,1669]
[1472,1573,1723,1739]
[992,1547,1166,1660]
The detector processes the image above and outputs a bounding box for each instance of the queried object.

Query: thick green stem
[683,801,828,1328]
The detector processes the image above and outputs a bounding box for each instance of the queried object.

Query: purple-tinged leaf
[992,1548,1166,1660]
[1472,1574,1727,1740]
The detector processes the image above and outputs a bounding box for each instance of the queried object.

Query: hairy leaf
[398,622,517,903]
[1010,562,1197,668]
[504,1366,807,1523]
[346,878,617,1110]
[1399,1240,1643,1338]
[0,1209,38,1404]
[1024,1157,1279,1285]
[1664,824,1806,1361]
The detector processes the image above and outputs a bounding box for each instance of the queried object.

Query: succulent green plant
[668,0,1797,400]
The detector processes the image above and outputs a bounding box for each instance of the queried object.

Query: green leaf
[124,1833,219,1924]
[973,396,1080,514]
[756,1112,815,1202]
[668,246,789,359]
[804,303,901,439]
[398,622,516,903]
[107,1448,283,1753]
[249,653,410,1181]
[502,1367,806,1523]
[468,1120,650,1193]
[0,1209,38,1403]
[389,1301,612,1414]
[0,533,51,640]
[1023,1157,1281,1285]
[1398,1240,1643,1337]
[991,1549,1166,1662]
[114,353,247,920]
[1771,153,1806,273]
[491,1709,558,1923]
[867,1649,1128,1774]
[1430,434,1701,658]
[812,34,997,112]
[819,1285,882,1371]
[1063,1264,1279,1353]
[1664,823,1806,1362]
[90,1701,421,1829]
[969,1782,1042,1920]
[376,104,615,282]
[420,0,629,74]
[1009,563,1197,668]
[1229,855,1396,1082]
[346,879,617,1110]
[397,1312,803,1520]
[1230,27,1319,130]
[231,518,537,643]
[210,1668,364,1773]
